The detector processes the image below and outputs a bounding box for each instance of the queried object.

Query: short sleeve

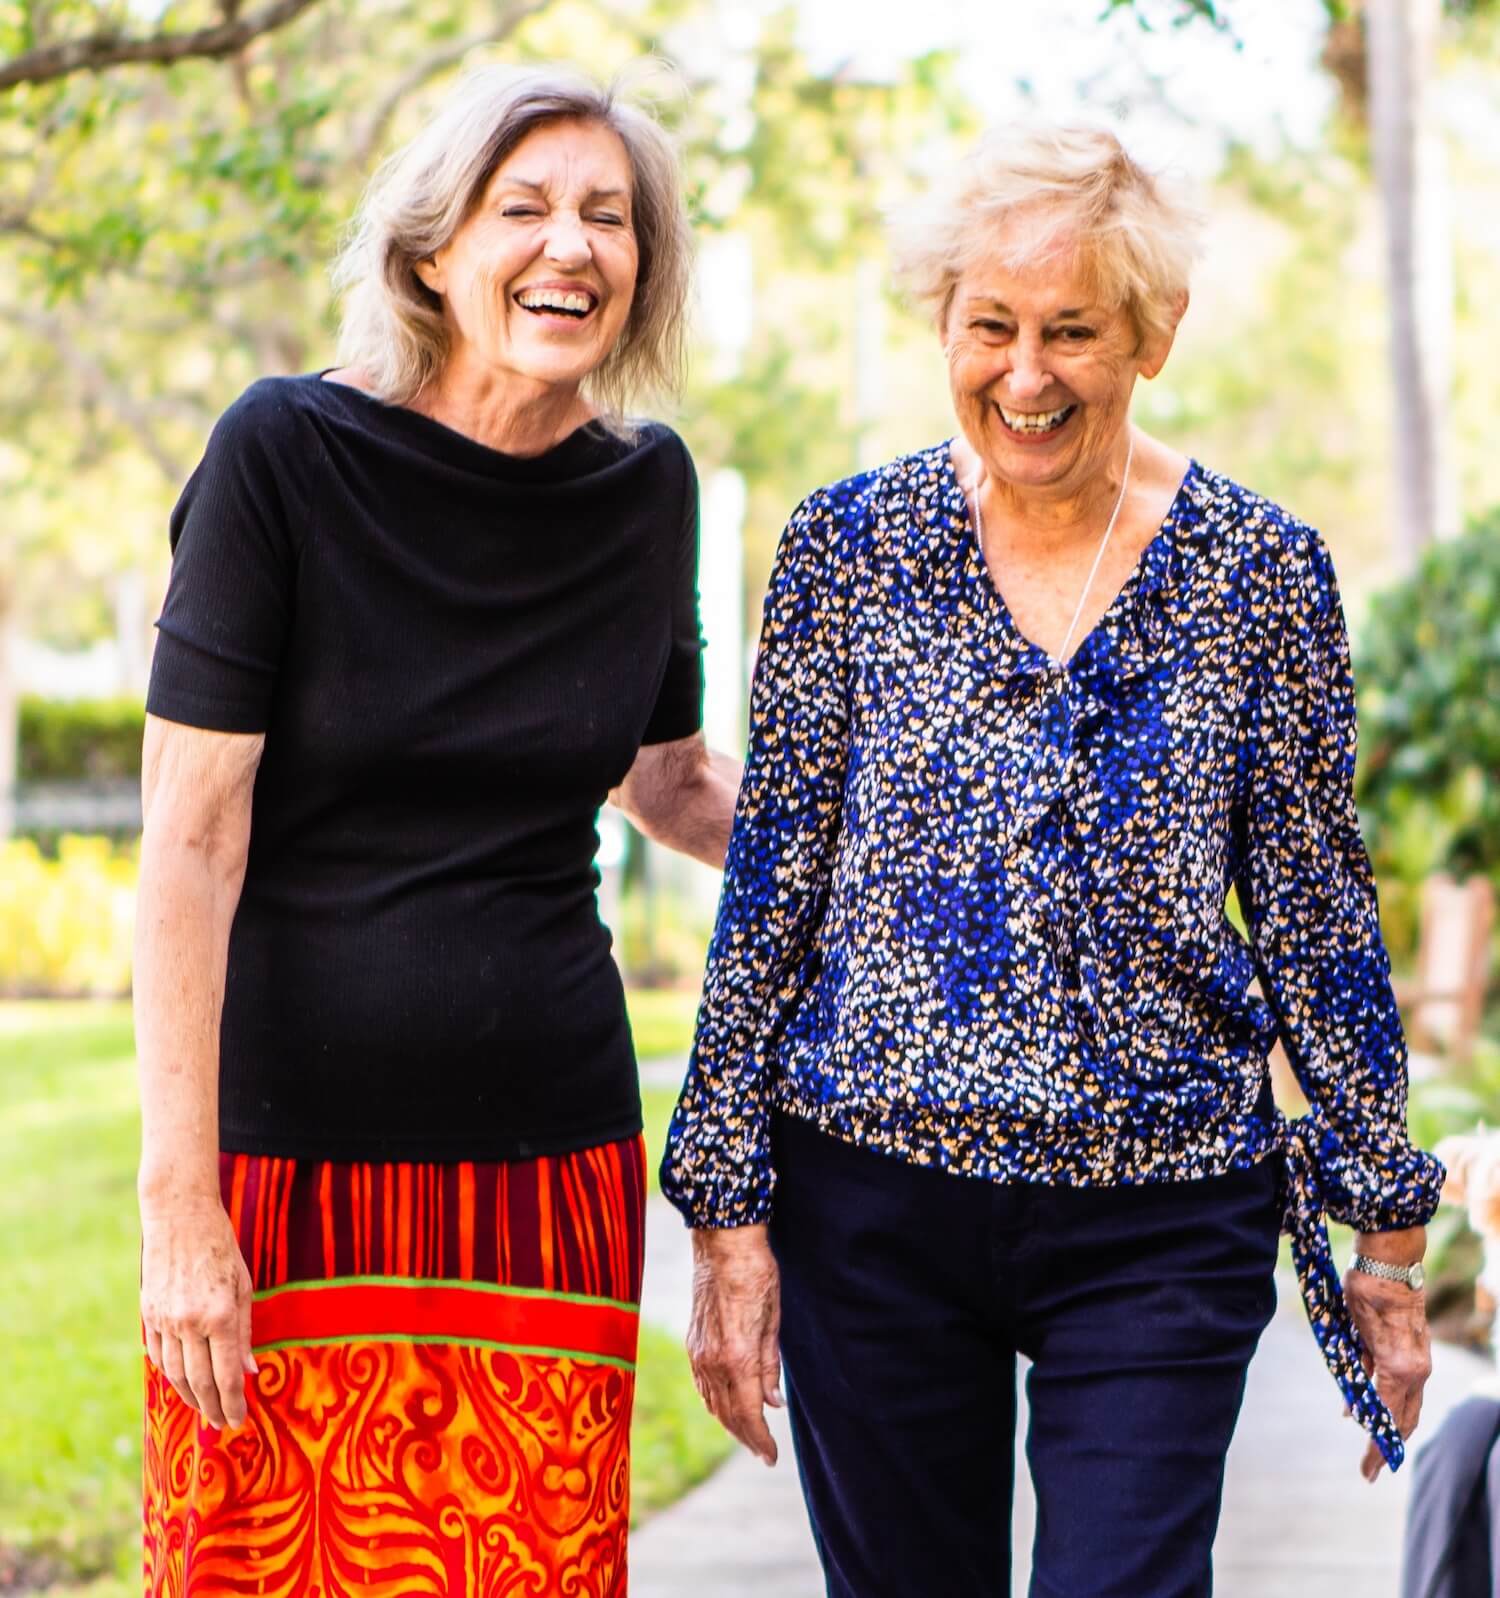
[146,382,304,734]
[639,442,704,746]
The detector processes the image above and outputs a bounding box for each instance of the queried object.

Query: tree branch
[0,208,63,246]
[0,305,187,481]
[0,0,325,92]
[348,0,552,170]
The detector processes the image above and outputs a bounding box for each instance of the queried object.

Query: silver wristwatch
[1350,1252,1425,1291]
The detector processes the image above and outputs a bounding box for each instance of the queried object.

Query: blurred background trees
[3,0,1500,976]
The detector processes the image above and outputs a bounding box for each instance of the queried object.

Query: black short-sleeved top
[147,373,703,1162]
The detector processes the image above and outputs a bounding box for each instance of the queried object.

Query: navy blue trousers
[769,1112,1282,1598]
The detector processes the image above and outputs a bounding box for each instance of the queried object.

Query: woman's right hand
[687,1223,784,1465]
[139,1192,257,1430]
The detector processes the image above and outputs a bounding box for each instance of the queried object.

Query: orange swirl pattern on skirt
[143,1137,646,1598]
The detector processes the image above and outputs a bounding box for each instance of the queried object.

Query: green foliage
[18,695,144,781]
[1100,0,1231,31]
[615,881,716,990]
[0,836,136,997]
[0,0,972,656]
[1354,511,1500,898]
[626,987,700,1062]
[1144,144,1385,553]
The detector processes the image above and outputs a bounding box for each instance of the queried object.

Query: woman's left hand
[1344,1229,1432,1482]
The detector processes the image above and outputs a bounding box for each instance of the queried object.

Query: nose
[1004,330,1048,402]
[543,213,591,271]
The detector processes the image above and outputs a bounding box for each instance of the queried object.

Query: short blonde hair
[889,124,1202,348]
[333,64,692,428]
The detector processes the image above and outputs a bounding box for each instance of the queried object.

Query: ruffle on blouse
[954,463,1409,1471]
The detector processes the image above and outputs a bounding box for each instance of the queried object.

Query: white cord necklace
[967,432,1135,669]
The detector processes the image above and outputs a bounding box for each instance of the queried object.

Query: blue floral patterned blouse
[661,440,1444,1469]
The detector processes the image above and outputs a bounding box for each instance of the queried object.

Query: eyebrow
[968,298,1093,320]
[497,178,631,202]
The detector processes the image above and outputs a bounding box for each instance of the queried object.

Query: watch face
[1409,1262,1425,1291]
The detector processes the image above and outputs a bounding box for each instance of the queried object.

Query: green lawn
[0,998,725,1592]
[626,984,699,1061]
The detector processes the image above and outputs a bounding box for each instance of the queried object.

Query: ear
[1436,1133,1479,1204]
[1137,289,1188,382]
[414,255,445,297]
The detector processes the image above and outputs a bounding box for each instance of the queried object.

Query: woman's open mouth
[996,402,1077,440]
[514,286,599,324]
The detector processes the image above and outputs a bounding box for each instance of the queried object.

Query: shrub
[1355,511,1500,954]
[18,697,145,783]
[0,837,137,998]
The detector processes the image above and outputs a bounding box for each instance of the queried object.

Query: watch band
[1350,1252,1425,1290]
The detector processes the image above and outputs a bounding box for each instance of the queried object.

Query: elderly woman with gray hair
[664,124,1443,1596]
[135,66,733,1595]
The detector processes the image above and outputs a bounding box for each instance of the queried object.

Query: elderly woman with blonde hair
[664,124,1442,1595]
[135,65,734,1596]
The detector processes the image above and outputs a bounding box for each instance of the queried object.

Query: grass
[625,985,699,1061]
[0,997,727,1592]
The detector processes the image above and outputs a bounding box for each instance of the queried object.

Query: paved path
[634,1194,1489,1597]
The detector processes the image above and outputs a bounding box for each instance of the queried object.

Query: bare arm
[610,732,741,870]
[135,714,264,1429]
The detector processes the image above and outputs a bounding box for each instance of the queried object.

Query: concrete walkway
[634,1192,1489,1597]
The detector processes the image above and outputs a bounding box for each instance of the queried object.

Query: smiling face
[415,117,639,396]
[942,214,1178,498]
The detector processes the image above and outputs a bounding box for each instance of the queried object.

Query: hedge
[18,697,146,784]
[1355,510,1500,900]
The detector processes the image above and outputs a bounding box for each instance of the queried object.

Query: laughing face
[941,216,1176,498]
[415,117,639,395]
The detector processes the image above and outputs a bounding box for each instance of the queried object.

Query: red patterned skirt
[143,1137,646,1597]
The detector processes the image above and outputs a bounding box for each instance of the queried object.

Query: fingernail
[770,1386,785,1408]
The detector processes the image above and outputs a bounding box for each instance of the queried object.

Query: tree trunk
[1366,0,1457,567]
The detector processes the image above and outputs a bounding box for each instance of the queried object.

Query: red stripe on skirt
[253,1279,638,1365]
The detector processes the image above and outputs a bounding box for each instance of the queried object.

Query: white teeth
[516,288,594,314]
[1000,405,1073,432]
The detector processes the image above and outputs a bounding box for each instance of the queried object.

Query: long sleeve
[660,488,851,1227]
[1236,528,1444,1233]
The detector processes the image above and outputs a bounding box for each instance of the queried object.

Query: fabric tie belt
[1278,1111,1406,1470]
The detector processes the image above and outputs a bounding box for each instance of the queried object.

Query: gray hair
[889,123,1203,349]
[332,64,693,428]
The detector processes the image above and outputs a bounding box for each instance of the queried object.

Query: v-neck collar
[936,441,1202,677]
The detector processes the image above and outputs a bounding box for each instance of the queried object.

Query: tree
[1365,0,1457,563]
[0,0,588,831]
[0,0,1232,834]
[1318,0,1483,564]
